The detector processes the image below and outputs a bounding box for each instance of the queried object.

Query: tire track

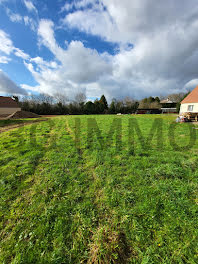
[65,118,134,264]
[0,118,48,134]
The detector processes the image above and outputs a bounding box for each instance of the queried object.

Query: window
[188,105,194,111]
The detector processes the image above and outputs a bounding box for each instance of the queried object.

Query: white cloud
[61,0,98,12]
[10,13,22,22]
[184,79,198,90]
[14,48,30,60]
[38,20,62,58]
[23,16,37,31]
[0,70,27,95]
[30,56,58,69]
[37,19,113,82]
[22,19,112,98]
[4,7,37,31]
[0,56,10,64]
[58,0,198,99]
[0,29,32,96]
[6,8,23,23]
[62,0,198,43]
[0,30,13,55]
[63,9,117,43]
[0,29,30,62]
[24,0,37,13]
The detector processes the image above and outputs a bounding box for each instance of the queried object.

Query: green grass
[0,115,197,263]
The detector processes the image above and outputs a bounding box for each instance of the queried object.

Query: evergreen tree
[94,99,101,114]
[85,101,95,114]
[155,97,160,103]
[109,101,116,114]
[99,95,108,113]
[99,95,108,109]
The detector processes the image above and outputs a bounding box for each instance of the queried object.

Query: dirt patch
[0,119,48,134]
[88,226,135,264]
[7,110,40,119]
[41,115,61,118]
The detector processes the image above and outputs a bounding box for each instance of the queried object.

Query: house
[180,86,198,114]
[136,108,161,114]
[0,96,21,117]
[160,98,177,113]
[179,86,198,121]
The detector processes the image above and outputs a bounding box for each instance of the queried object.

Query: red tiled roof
[0,96,20,108]
[181,86,198,104]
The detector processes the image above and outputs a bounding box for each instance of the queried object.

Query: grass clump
[88,225,133,264]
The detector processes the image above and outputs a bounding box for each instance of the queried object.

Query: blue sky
[0,0,198,100]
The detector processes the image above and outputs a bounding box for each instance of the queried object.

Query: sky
[1,0,198,101]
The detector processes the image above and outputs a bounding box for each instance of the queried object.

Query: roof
[181,86,198,104]
[160,98,176,104]
[137,108,161,110]
[0,96,20,108]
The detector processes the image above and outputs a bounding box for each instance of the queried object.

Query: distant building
[136,108,161,114]
[160,98,177,113]
[180,86,198,118]
[0,96,21,117]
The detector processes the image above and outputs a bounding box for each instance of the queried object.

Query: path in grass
[66,118,133,263]
[0,118,49,134]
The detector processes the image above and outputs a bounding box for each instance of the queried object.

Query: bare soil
[0,119,47,134]
[8,110,40,119]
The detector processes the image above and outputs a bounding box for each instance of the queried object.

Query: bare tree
[38,93,54,104]
[167,93,186,102]
[75,92,86,105]
[54,93,68,105]
[124,96,135,107]
[160,93,186,102]
[139,97,161,109]
[150,101,161,109]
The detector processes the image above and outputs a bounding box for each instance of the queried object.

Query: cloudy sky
[1,0,198,100]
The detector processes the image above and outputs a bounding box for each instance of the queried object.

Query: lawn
[0,115,197,263]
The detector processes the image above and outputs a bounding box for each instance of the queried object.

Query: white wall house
[180,103,198,114]
[0,96,21,117]
[180,86,198,115]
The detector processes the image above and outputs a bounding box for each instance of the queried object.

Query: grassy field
[0,115,197,263]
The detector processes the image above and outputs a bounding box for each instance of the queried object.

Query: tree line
[14,91,188,115]
[17,93,139,115]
